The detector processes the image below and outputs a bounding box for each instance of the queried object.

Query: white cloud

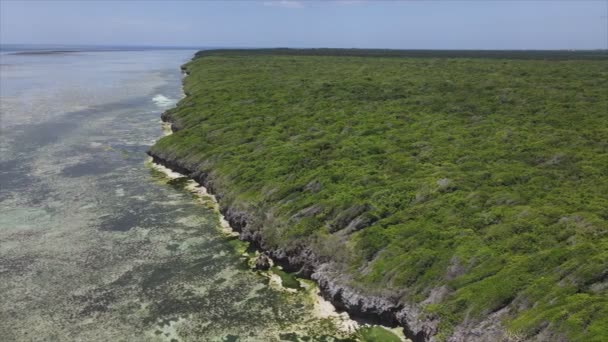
[262,1,304,9]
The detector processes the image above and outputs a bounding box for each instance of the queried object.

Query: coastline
[147,156,412,341]
[146,150,430,341]
[148,65,413,341]
[147,157,375,338]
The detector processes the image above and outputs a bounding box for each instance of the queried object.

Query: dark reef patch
[61,159,117,177]
[98,212,140,231]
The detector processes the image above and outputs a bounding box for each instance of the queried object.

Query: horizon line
[1,44,607,52]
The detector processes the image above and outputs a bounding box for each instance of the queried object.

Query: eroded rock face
[254,254,271,270]
[312,265,439,342]
[147,151,436,341]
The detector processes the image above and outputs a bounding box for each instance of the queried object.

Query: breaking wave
[152,94,176,108]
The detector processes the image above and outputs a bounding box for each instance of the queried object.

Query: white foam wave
[152,94,176,108]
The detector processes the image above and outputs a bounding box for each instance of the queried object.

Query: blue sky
[1,0,607,49]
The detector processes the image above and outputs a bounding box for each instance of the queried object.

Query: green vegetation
[151,49,608,340]
[356,326,403,342]
[271,266,303,290]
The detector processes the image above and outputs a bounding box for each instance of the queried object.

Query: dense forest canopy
[151,49,608,341]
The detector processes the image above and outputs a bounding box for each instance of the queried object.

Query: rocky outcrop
[254,254,272,271]
[312,264,439,342]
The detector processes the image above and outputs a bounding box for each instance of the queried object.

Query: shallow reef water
[0,50,404,341]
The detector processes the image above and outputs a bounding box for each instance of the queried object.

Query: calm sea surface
[0,49,353,341]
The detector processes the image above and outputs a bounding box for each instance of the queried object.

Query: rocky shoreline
[147,150,436,342]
